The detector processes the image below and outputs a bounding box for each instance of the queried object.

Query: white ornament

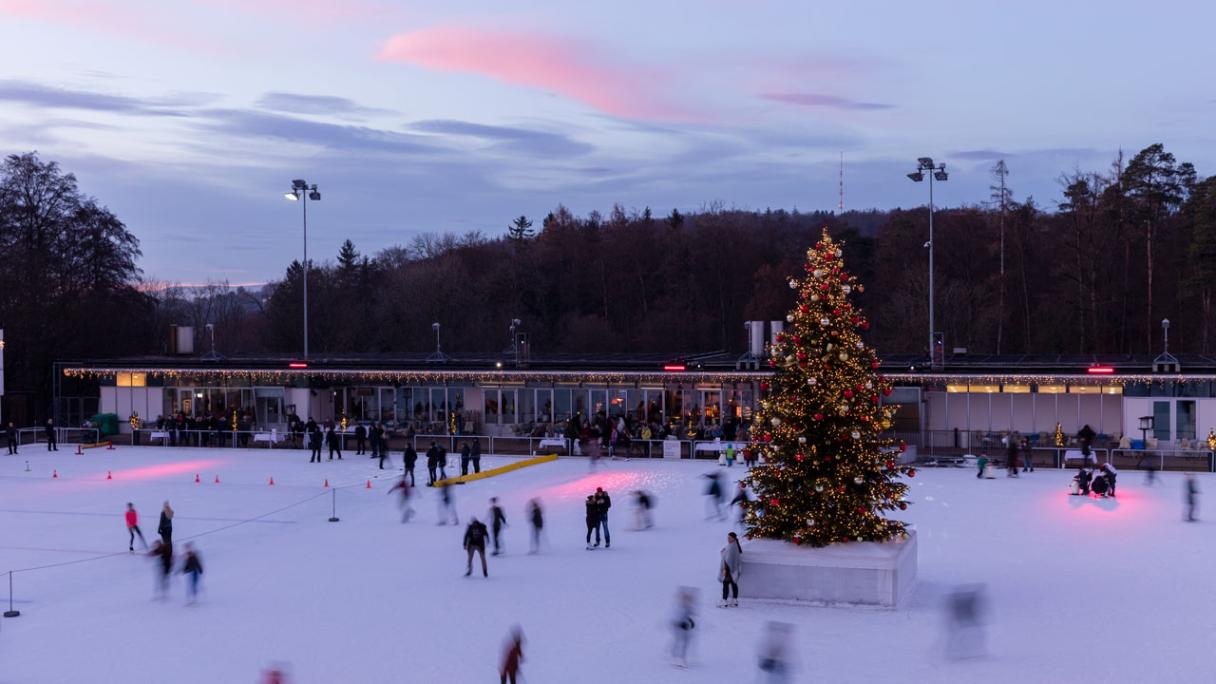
[853,476,864,484]
[770,417,782,427]
[826,344,833,351]
[865,381,873,389]
[856,341,865,348]
[807,518,816,526]
[814,484,825,493]
[813,269,825,278]
[851,431,861,439]
[785,314,794,323]
[807,377,817,386]
[789,279,799,289]
[839,352,849,361]
[798,436,807,444]
[810,294,819,302]
[834,249,842,257]
[842,285,852,294]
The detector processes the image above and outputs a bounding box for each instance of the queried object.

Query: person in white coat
[719,531,742,607]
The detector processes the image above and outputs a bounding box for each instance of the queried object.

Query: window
[501,389,517,424]
[116,372,147,387]
[1001,384,1031,393]
[947,384,998,393]
[1069,385,1103,395]
[1153,401,1171,441]
[1177,400,1196,441]
[554,389,573,423]
[484,390,500,425]
[1102,385,1123,395]
[1036,384,1066,394]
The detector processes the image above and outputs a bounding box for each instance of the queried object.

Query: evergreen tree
[507,215,534,241]
[743,229,913,547]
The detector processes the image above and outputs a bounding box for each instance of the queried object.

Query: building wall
[100,386,165,431]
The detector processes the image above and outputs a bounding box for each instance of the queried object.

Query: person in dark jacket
[369,423,382,460]
[1005,434,1020,478]
[1100,462,1119,497]
[1076,468,1092,495]
[1185,472,1200,522]
[44,418,58,451]
[326,426,342,460]
[5,421,17,455]
[308,428,323,463]
[489,497,507,555]
[460,442,472,476]
[1021,437,1034,473]
[158,501,175,546]
[527,498,544,554]
[585,495,601,549]
[426,442,439,485]
[148,539,173,600]
[180,542,204,604]
[354,423,367,455]
[594,487,612,548]
[403,444,417,486]
[437,444,449,481]
[471,440,482,473]
[1077,424,1096,459]
[463,517,489,577]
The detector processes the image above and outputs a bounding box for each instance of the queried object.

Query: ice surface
[1,447,1212,683]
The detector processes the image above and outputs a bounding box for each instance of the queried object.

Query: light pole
[509,318,521,366]
[284,179,321,359]
[907,157,948,366]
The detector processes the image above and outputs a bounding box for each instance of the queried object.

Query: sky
[1,0,1213,285]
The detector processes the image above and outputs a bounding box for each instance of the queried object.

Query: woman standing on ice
[718,531,742,607]
[158,501,174,547]
[125,502,148,551]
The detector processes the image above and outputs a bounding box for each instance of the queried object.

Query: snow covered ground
[1,446,1212,683]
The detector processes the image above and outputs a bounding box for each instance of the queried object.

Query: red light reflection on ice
[540,470,647,501]
[111,460,225,481]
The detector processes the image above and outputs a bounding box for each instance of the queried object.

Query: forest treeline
[2,144,1216,419]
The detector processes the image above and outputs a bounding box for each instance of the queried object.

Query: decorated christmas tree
[743,229,913,547]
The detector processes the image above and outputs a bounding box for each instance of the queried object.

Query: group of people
[1071,462,1119,497]
[149,411,257,447]
[125,501,204,604]
[583,487,612,549]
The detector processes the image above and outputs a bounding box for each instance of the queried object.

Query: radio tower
[837,152,845,211]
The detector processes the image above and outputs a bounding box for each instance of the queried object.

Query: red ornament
[843,389,854,399]
[799,305,809,314]
[840,273,849,282]
[899,441,907,452]
[907,468,917,477]
[759,382,769,391]
[793,536,803,545]
[882,387,892,396]
[792,335,801,344]
[769,498,780,507]
[871,360,881,369]
[857,506,866,514]
[833,308,841,316]
[813,413,824,421]
[819,283,829,292]
[871,395,880,405]
[824,252,834,261]
[885,460,895,469]
[795,453,805,462]
[769,358,777,367]
[797,351,807,360]
[861,321,870,330]
[898,502,908,510]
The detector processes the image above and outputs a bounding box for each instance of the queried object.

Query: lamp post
[284,179,321,359]
[906,157,948,366]
[510,318,521,366]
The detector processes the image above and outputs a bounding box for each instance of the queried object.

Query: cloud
[761,92,894,111]
[256,92,388,117]
[378,26,690,121]
[408,119,593,157]
[197,109,438,155]
[950,149,1012,161]
[0,80,187,115]
[194,0,389,23]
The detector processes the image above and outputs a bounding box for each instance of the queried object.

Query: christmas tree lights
[743,229,911,547]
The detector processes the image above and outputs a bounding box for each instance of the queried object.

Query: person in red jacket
[125,502,148,551]
[499,626,524,684]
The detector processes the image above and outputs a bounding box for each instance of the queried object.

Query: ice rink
[1,445,1213,683]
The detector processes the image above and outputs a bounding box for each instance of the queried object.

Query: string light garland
[60,367,768,386]
[742,229,911,548]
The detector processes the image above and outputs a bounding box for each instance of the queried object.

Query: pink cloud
[194,0,389,23]
[0,0,227,54]
[378,26,690,121]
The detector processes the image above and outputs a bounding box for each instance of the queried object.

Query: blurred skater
[584,495,601,549]
[633,490,654,530]
[471,440,482,473]
[437,443,449,481]
[377,433,391,470]
[463,516,489,577]
[125,502,148,551]
[45,418,58,451]
[180,542,204,604]
[437,482,459,525]
[669,587,697,668]
[148,539,173,600]
[403,443,417,486]
[388,477,414,522]
[704,472,725,521]
[527,498,544,553]
[354,423,367,455]
[718,531,743,607]
[1185,472,1200,522]
[943,584,988,660]
[594,487,612,548]
[730,482,752,525]
[499,626,524,684]
[489,497,507,555]
[757,622,795,683]
[158,501,174,546]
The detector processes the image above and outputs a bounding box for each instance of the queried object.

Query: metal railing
[10,427,101,448]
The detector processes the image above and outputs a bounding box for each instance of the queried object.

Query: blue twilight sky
[1,0,1213,284]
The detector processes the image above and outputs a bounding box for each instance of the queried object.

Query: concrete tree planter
[739,528,917,608]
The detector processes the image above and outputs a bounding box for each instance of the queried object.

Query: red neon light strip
[1086,366,1114,374]
[288,362,308,369]
[663,364,686,372]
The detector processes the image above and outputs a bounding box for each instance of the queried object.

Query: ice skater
[757,621,795,683]
[594,487,612,548]
[326,426,342,460]
[633,490,654,530]
[1020,437,1034,472]
[437,482,459,525]
[1005,435,1020,478]
[499,626,524,684]
[388,477,415,522]
[463,516,489,577]
[426,442,440,485]
[377,436,391,470]
[45,418,58,451]
[180,542,204,604]
[585,495,601,549]
[308,428,322,463]
[730,481,751,525]
[354,423,367,455]
[1185,472,1200,522]
[125,502,148,551]
[704,472,725,520]
[403,443,417,486]
[5,421,17,455]
[460,442,471,476]
[718,531,742,607]
[437,443,449,481]
[158,501,174,547]
[489,497,507,555]
[1100,462,1118,497]
[669,587,697,668]
[148,539,173,600]
[471,440,482,473]
[527,498,544,553]
[943,584,988,660]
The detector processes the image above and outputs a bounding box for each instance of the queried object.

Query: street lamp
[509,318,521,366]
[284,179,320,359]
[906,157,948,367]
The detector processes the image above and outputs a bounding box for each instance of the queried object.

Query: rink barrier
[433,453,558,486]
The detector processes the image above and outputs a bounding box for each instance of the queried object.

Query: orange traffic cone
[269,476,275,486]
[52,469,58,479]
[323,479,330,488]
[106,442,114,450]
[195,473,201,484]
[365,479,372,489]
[75,443,83,455]
[214,475,220,484]
[106,470,112,480]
